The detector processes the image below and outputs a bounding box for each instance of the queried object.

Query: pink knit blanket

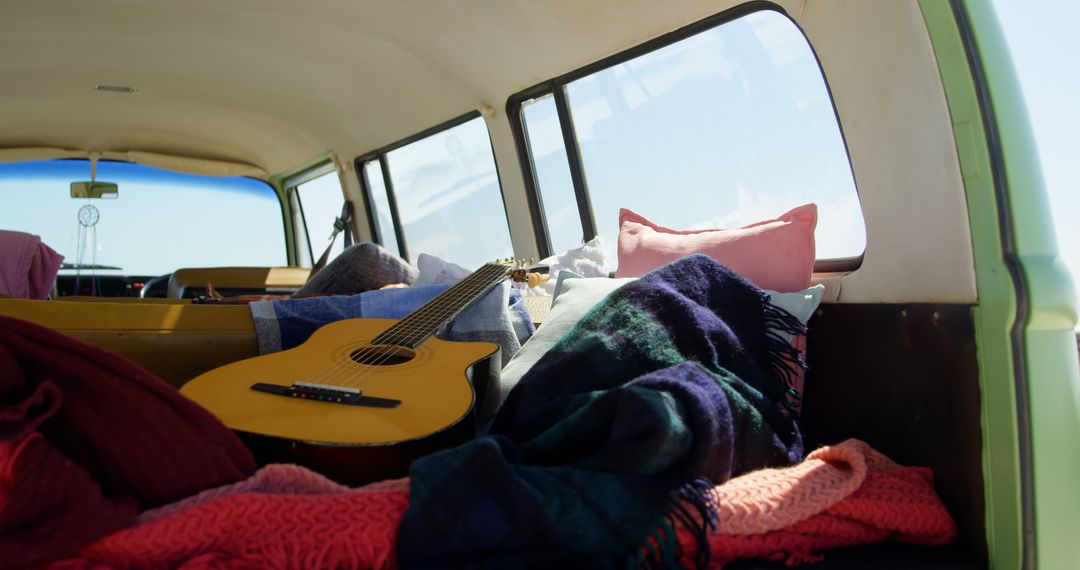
[675,438,958,567]
[48,439,956,569]
[50,465,409,569]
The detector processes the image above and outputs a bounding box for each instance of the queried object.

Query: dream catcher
[73,158,103,295]
[73,203,100,294]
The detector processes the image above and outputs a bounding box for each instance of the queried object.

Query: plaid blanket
[397,255,805,569]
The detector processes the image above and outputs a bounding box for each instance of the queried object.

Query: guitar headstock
[490,257,549,284]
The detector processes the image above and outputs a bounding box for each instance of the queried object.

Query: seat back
[0,298,257,387]
[167,267,311,298]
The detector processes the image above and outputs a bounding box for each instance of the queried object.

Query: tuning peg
[526,272,550,288]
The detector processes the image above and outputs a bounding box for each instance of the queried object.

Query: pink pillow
[615,204,818,292]
[0,230,64,299]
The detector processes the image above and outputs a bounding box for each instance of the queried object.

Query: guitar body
[180,317,500,484]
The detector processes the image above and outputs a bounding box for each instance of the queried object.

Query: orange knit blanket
[676,438,958,567]
[48,439,956,569]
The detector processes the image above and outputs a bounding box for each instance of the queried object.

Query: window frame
[505,0,862,271]
[283,160,340,267]
[353,110,514,263]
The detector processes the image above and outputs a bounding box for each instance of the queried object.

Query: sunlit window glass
[521,94,583,255]
[385,116,513,269]
[296,170,346,263]
[558,10,865,261]
[362,160,401,257]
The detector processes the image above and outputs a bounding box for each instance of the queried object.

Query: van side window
[357,113,513,269]
[292,170,347,264]
[514,9,865,264]
[521,94,582,256]
[360,160,401,259]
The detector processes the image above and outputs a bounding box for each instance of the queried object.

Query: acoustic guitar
[180,259,533,484]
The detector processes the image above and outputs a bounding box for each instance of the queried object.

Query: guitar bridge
[250,381,401,408]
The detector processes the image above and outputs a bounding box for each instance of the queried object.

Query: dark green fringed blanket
[398,255,805,569]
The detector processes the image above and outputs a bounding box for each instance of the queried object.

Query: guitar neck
[372,263,510,348]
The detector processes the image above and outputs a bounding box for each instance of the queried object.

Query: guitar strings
[378,265,508,346]
[299,265,504,389]
[278,268,494,390]
[339,264,509,387]
[332,264,510,390]
[306,263,510,390]
[320,265,501,388]
[381,263,509,342]
[321,264,507,380]
[343,264,511,388]
[383,263,509,346]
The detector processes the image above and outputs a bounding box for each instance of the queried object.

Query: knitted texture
[137,464,406,524]
[674,438,958,568]
[51,465,410,569]
[0,433,136,570]
[49,440,955,569]
[0,315,257,567]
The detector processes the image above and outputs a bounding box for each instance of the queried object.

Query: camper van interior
[0,1,1077,568]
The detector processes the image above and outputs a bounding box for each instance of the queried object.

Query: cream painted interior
[0,148,268,179]
[0,0,976,303]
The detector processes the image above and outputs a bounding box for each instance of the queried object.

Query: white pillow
[498,277,633,405]
[766,285,825,343]
[525,237,609,296]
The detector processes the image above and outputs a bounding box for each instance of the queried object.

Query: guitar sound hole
[350,345,415,366]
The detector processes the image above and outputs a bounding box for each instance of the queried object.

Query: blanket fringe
[637,477,719,570]
[761,301,808,407]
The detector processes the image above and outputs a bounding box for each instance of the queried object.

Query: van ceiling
[0,0,781,174]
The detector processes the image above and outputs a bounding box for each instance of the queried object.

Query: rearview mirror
[70,181,118,199]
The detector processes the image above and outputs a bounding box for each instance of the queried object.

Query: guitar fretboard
[371,262,510,348]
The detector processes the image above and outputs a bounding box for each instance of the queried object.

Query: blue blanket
[250,283,534,366]
[397,255,805,569]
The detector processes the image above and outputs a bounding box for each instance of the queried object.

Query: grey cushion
[296,242,417,296]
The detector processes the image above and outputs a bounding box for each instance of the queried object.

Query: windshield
[0,159,286,275]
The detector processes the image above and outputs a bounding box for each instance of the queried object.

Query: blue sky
[991,0,1080,316]
[0,161,285,275]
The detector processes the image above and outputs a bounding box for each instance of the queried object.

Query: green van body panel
[961,2,1080,569]
[921,1,1080,567]
[920,2,1021,566]
[269,154,339,267]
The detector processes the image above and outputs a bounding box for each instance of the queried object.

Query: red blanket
[0,316,256,568]
[46,440,955,569]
